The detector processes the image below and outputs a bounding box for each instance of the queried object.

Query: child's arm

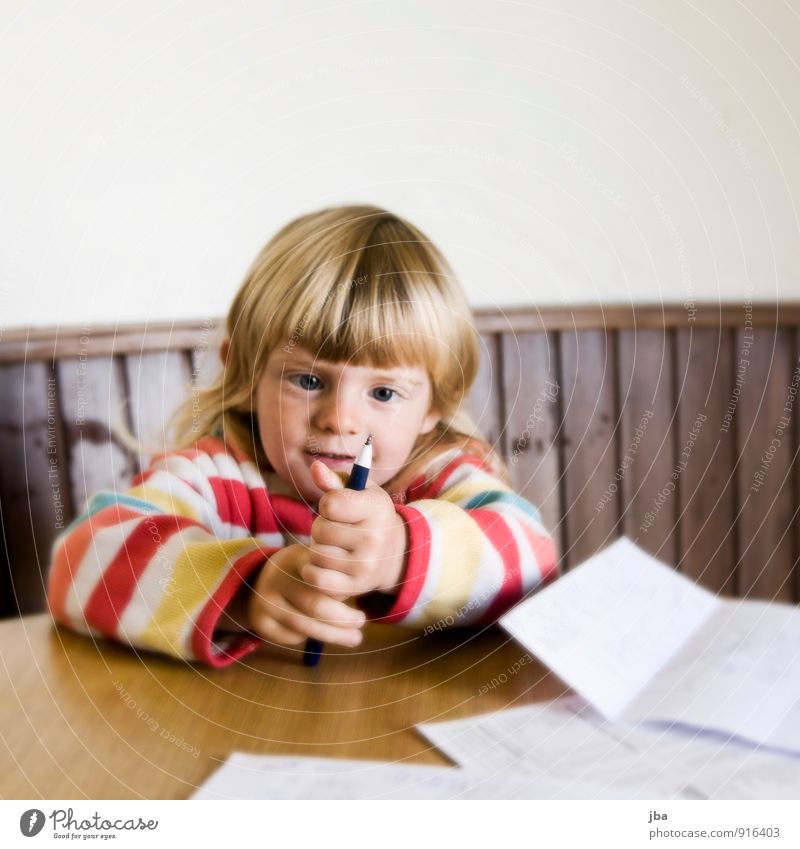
[380,454,559,629]
[46,439,360,665]
[302,452,558,631]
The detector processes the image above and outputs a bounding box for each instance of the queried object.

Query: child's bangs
[280,266,461,380]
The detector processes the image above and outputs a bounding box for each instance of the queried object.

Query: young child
[47,204,558,666]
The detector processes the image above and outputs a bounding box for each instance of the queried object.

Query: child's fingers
[310,460,345,493]
[251,574,358,627]
[284,601,364,646]
[289,583,366,629]
[301,562,358,596]
[310,516,371,551]
[317,491,363,524]
[317,487,388,524]
[251,594,363,647]
[251,616,307,647]
[307,541,361,576]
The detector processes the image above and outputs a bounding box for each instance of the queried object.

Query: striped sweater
[47,436,558,667]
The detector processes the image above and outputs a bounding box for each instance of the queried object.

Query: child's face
[254,343,440,502]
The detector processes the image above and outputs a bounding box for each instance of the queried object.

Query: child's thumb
[310,459,345,492]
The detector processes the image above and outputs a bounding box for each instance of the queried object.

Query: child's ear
[420,407,440,435]
[219,338,230,367]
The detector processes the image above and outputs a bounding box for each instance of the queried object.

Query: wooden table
[0,614,565,799]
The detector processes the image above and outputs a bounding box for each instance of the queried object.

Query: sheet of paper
[643,724,800,800]
[621,600,800,753]
[193,755,450,800]
[500,537,721,719]
[191,752,635,800]
[418,700,703,798]
[689,751,800,800]
[417,700,800,800]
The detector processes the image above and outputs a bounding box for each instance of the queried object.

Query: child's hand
[248,543,366,647]
[303,460,408,598]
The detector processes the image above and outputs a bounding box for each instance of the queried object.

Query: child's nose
[313,389,363,435]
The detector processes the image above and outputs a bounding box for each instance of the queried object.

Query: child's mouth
[306,450,355,466]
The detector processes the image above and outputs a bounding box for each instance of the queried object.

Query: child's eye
[371,386,398,403]
[291,373,322,391]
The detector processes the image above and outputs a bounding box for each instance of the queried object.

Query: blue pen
[303,435,372,667]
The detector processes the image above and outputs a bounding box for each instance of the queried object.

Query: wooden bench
[2,304,798,617]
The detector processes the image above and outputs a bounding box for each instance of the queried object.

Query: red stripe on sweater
[47,505,144,624]
[83,515,198,636]
[363,505,431,623]
[193,546,268,666]
[468,508,523,624]
[270,494,313,536]
[421,455,485,500]
[131,468,153,487]
[405,474,430,503]
[186,436,226,459]
[520,523,559,583]
[207,476,254,530]
[251,487,276,535]
[196,434,251,466]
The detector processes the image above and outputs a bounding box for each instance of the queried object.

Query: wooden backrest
[2,305,798,616]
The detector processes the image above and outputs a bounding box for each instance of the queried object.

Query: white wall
[1,0,798,331]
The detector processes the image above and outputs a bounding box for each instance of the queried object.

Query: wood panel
[190,328,223,388]
[123,350,193,471]
[0,486,12,616]
[6,305,800,365]
[735,327,796,601]
[616,328,678,564]
[792,329,800,602]
[466,333,504,452]
[674,328,737,595]
[500,332,562,541]
[2,307,800,617]
[0,361,72,614]
[472,304,800,333]
[56,356,138,514]
[559,329,618,570]
[0,323,221,363]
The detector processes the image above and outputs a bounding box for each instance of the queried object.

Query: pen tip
[365,435,372,445]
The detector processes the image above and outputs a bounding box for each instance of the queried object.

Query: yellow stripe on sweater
[414,499,486,627]
[126,484,200,522]
[138,537,261,657]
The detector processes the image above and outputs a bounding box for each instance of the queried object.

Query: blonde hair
[120,204,508,490]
